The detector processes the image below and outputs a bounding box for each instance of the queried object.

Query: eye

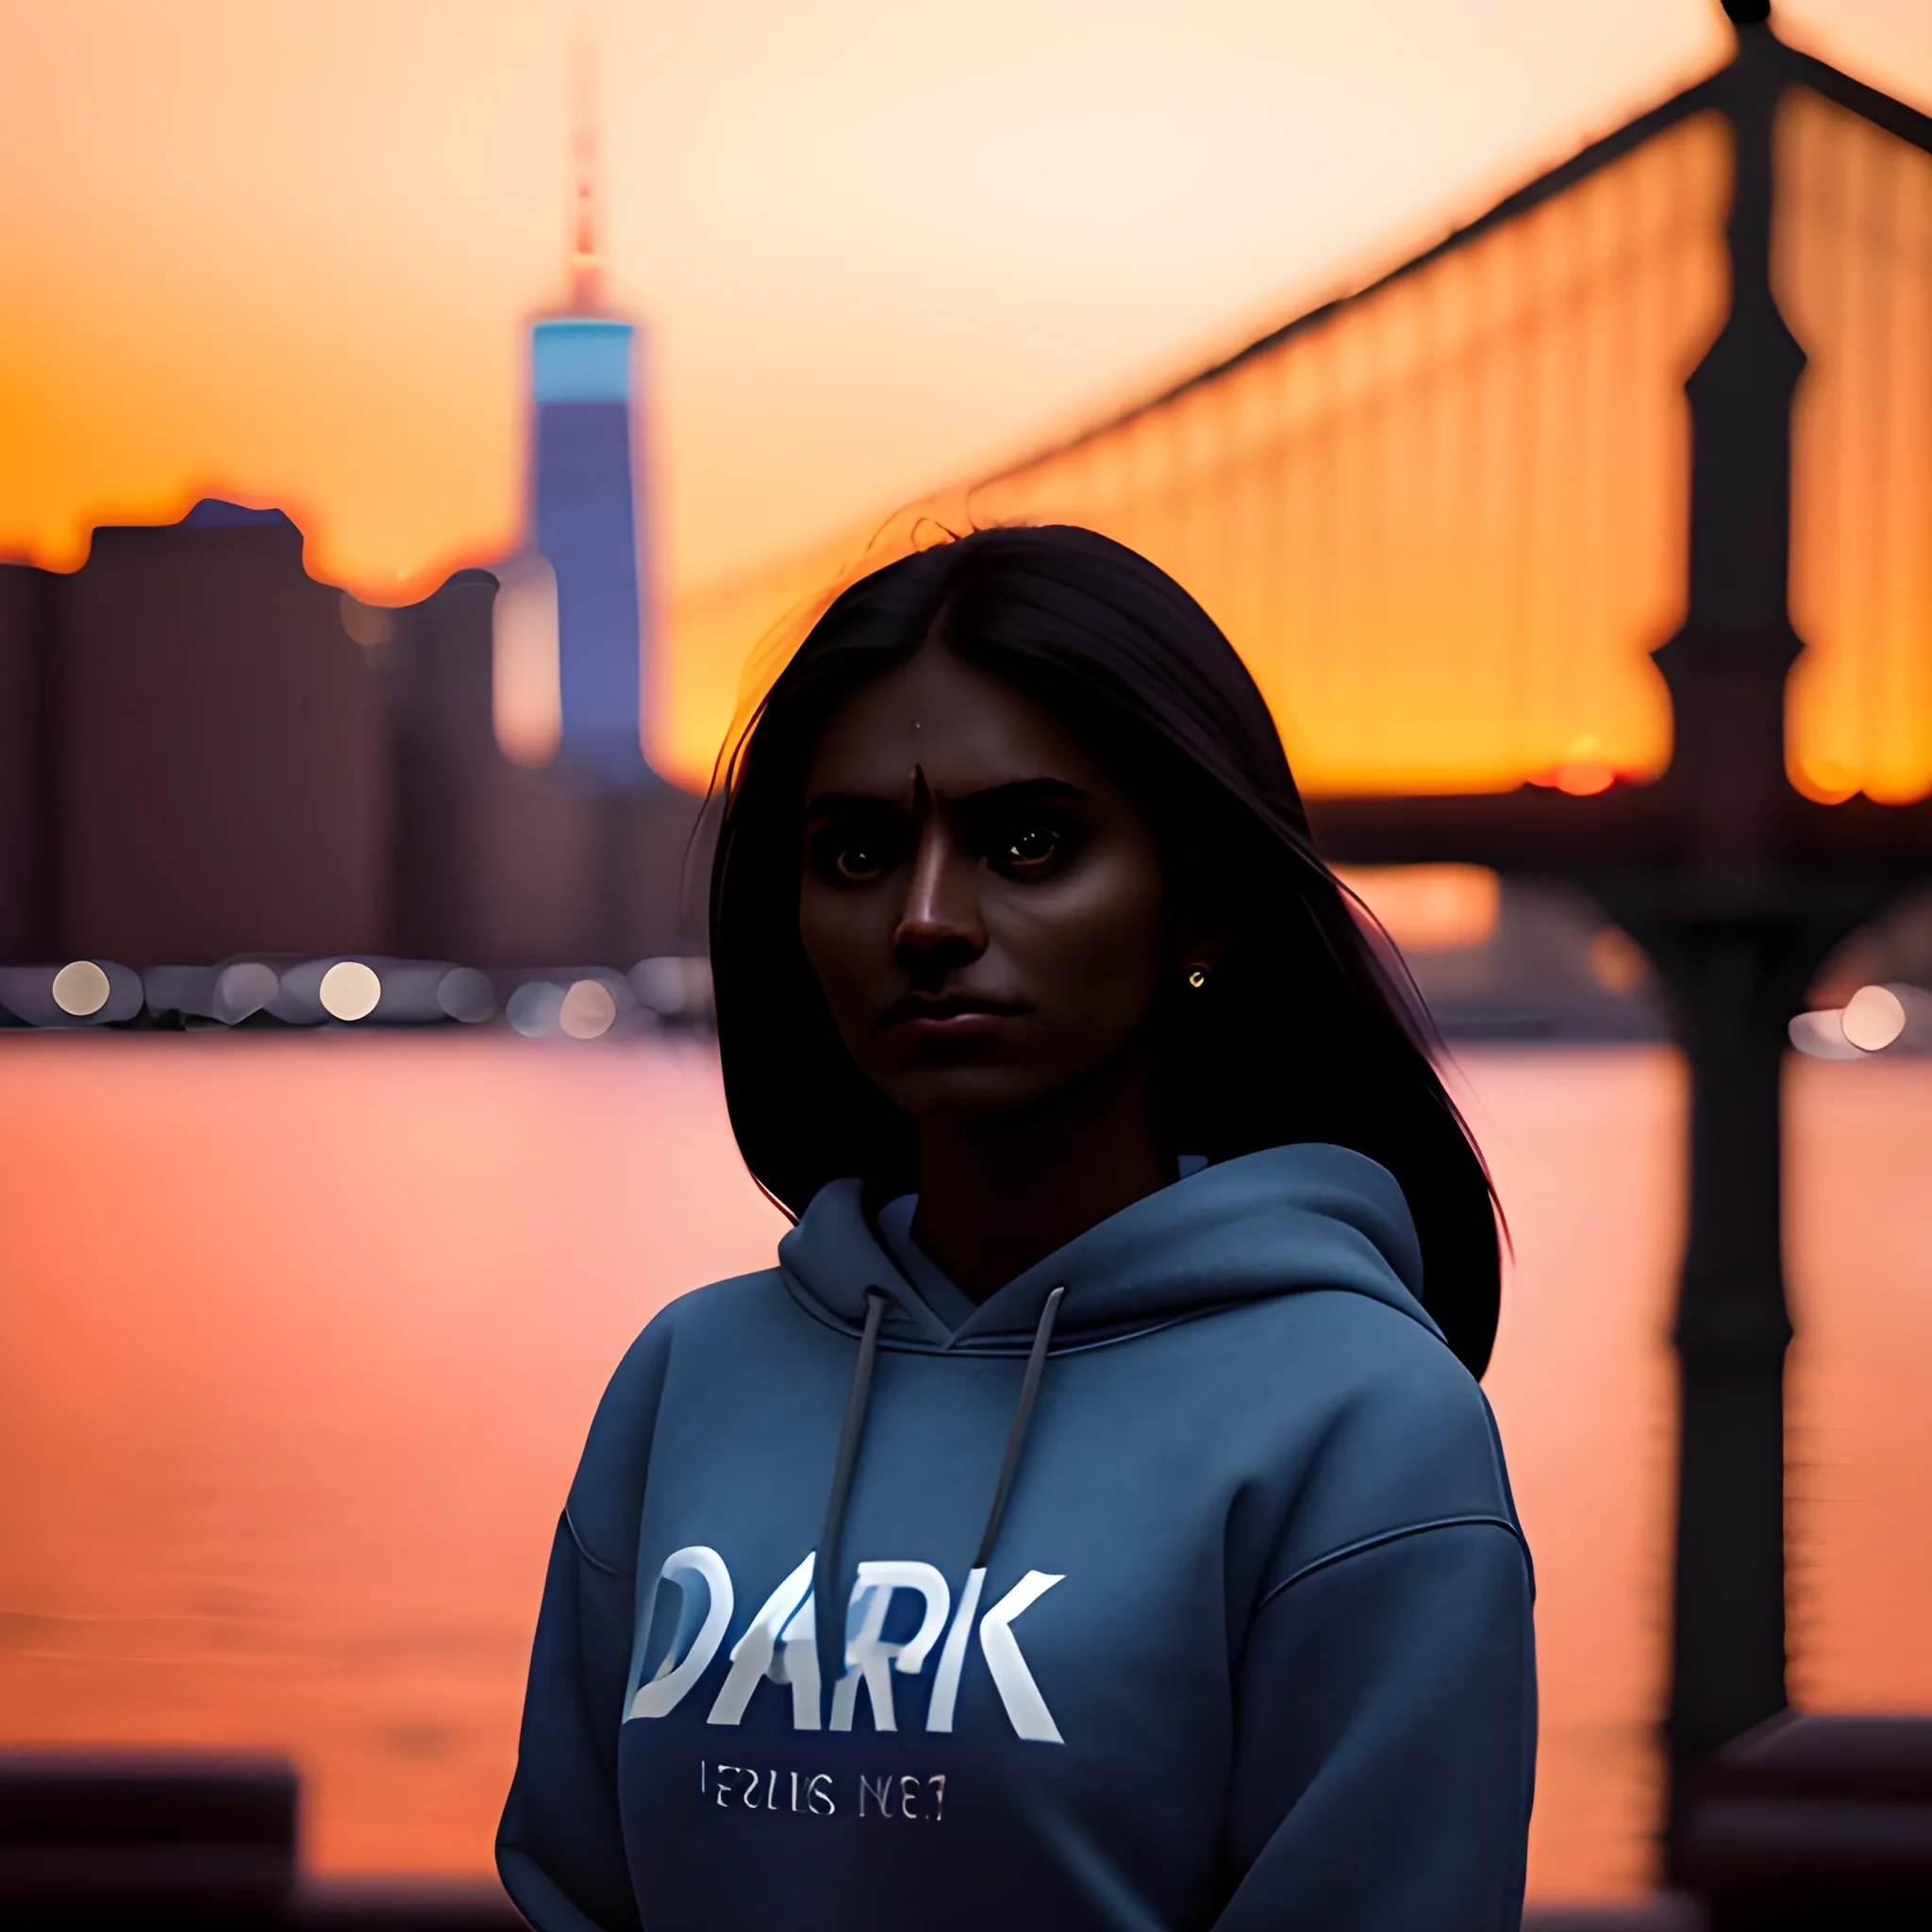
[806,817,899,886]
[988,818,1076,877]
[833,841,887,883]
[1004,824,1059,867]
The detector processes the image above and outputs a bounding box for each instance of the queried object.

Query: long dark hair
[709,525,1501,1375]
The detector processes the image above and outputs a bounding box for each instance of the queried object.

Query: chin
[881,1068,1066,1130]
[890,1049,1129,1131]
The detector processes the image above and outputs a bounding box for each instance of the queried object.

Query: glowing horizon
[6,2,1931,793]
[0,2,1749,603]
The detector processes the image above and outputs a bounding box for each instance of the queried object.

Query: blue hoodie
[498,1143,1536,1930]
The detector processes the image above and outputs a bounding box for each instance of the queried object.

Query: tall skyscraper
[525,96,655,791]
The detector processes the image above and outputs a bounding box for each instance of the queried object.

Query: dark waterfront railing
[11,1723,1932,1926]
[0,1753,525,1930]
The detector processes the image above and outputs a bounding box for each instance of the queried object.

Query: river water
[1,1036,1925,1907]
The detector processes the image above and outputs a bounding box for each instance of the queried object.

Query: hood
[777,1141,1441,1357]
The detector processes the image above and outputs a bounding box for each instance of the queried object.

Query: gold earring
[1186,964,1209,990]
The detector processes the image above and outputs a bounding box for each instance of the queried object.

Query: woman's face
[798,642,1167,1130]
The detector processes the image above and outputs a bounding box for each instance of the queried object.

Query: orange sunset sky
[4,0,1930,777]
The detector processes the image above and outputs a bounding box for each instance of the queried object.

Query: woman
[498,525,1536,1930]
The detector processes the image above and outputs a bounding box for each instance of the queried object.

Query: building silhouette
[0,505,389,968]
[0,507,702,977]
[389,567,699,968]
[525,99,657,791]
[63,506,391,967]
[0,92,700,984]
[0,563,55,963]
[530,315,650,791]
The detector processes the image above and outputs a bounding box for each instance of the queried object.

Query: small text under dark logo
[700,1762,947,1822]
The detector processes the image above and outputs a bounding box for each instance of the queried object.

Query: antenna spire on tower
[567,43,605,313]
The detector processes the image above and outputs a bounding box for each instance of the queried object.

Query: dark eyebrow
[801,791,903,828]
[951,778,1092,812]
[803,777,1091,822]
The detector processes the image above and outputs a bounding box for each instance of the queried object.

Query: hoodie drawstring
[813,1287,888,1682]
[974,1285,1064,1568]
[814,1283,1067,1714]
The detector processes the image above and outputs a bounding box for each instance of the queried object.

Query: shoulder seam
[1257,1513,1532,1614]
[563,1505,636,1581]
[563,1296,685,1580]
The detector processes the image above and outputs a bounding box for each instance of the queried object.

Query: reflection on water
[1787,1058,1932,1719]
[0,1037,1926,1904]
[0,1035,785,1876]
[1453,1049,1685,1904]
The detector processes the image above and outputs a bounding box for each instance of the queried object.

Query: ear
[1174,902,1245,972]
[1163,824,1252,980]
[1174,926,1240,986]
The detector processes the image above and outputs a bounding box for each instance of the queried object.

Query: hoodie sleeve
[1213,1517,1537,1932]
[496,1320,675,1932]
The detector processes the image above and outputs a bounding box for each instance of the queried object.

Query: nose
[892,791,985,984]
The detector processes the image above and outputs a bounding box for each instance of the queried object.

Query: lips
[877,992,1029,1031]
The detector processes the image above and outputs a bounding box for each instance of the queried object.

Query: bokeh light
[505,981,564,1038]
[557,979,618,1041]
[1841,983,1907,1053]
[51,960,111,1018]
[629,956,713,1022]
[1589,927,1650,997]
[214,961,281,1024]
[319,960,382,1024]
[436,968,497,1025]
[1789,1008,1862,1060]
